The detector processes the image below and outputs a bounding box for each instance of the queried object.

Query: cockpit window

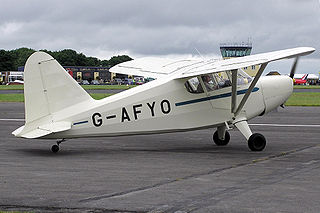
[185,70,251,94]
[185,77,203,93]
[212,71,232,89]
[200,74,218,92]
[237,69,252,85]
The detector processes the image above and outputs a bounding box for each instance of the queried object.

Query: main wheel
[51,144,59,153]
[248,133,266,151]
[213,130,230,146]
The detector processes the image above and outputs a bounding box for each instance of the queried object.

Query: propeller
[289,56,299,79]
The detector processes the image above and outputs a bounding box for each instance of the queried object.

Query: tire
[51,144,59,153]
[248,133,266,151]
[213,130,230,146]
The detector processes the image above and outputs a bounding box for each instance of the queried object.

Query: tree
[108,55,133,67]
[0,50,15,71]
[0,48,133,70]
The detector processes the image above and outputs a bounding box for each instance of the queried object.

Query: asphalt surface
[1,103,320,212]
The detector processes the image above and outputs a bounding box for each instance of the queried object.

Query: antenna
[194,47,204,60]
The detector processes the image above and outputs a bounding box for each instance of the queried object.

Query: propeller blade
[289,56,299,79]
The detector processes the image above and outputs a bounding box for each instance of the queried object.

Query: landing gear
[233,119,267,151]
[248,133,266,151]
[213,130,230,146]
[51,144,59,153]
[51,139,65,153]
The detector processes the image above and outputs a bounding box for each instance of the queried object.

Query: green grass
[0,94,24,102]
[89,93,113,100]
[0,85,24,90]
[81,84,136,90]
[293,85,320,89]
[1,91,320,106]
[0,85,136,90]
[0,93,112,102]
[285,92,320,106]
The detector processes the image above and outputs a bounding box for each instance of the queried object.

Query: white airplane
[12,47,315,153]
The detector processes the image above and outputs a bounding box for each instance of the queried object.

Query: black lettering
[133,104,143,120]
[147,102,156,117]
[92,113,102,127]
[160,100,171,114]
[121,107,131,122]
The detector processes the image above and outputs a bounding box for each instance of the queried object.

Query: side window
[185,77,204,93]
[237,70,252,85]
[201,74,218,92]
[212,71,232,89]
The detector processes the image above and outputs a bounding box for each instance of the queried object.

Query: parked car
[91,80,100,85]
[124,78,133,85]
[81,80,90,85]
[6,80,24,85]
[114,78,123,85]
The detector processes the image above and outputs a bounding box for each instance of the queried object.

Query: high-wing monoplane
[13,47,315,152]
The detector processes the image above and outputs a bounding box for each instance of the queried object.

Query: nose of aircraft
[259,75,293,113]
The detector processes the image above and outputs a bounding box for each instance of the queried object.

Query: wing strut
[233,63,268,117]
[231,69,238,113]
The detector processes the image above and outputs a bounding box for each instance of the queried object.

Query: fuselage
[48,75,293,139]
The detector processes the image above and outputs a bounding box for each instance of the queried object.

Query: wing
[110,47,315,79]
[110,57,202,79]
[174,47,315,79]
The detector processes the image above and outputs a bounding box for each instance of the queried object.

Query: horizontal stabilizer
[12,121,71,139]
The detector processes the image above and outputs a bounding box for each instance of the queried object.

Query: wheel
[213,130,230,146]
[51,144,59,153]
[248,133,266,151]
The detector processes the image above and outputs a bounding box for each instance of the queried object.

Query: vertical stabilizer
[13,51,94,138]
[24,51,93,123]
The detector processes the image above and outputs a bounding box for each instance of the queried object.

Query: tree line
[0,47,132,71]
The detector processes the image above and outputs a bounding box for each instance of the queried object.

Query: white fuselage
[48,75,293,139]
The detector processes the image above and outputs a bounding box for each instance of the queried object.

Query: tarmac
[0,102,320,212]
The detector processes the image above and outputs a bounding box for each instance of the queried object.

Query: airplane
[293,74,308,85]
[12,47,315,153]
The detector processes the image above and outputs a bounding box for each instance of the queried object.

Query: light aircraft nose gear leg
[213,126,230,146]
[51,139,66,153]
[233,119,266,151]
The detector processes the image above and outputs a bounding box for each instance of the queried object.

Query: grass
[285,92,320,106]
[81,84,136,90]
[0,94,24,102]
[0,93,112,102]
[1,91,320,106]
[0,85,24,90]
[293,85,320,89]
[0,85,135,90]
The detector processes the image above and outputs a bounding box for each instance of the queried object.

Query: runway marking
[0,118,25,121]
[249,123,320,127]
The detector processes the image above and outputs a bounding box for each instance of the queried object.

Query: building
[220,42,259,77]
[18,66,114,83]
[0,71,24,84]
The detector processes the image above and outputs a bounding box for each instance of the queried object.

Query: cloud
[0,0,319,72]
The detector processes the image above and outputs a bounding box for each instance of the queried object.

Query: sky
[0,0,319,74]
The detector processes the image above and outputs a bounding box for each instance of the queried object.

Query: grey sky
[0,0,319,74]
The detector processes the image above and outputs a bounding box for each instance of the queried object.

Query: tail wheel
[51,144,59,153]
[248,133,266,151]
[213,130,230,146]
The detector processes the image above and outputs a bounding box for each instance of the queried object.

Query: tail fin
[13,51,93,138]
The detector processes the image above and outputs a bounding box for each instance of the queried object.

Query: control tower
[220,42,259,76]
